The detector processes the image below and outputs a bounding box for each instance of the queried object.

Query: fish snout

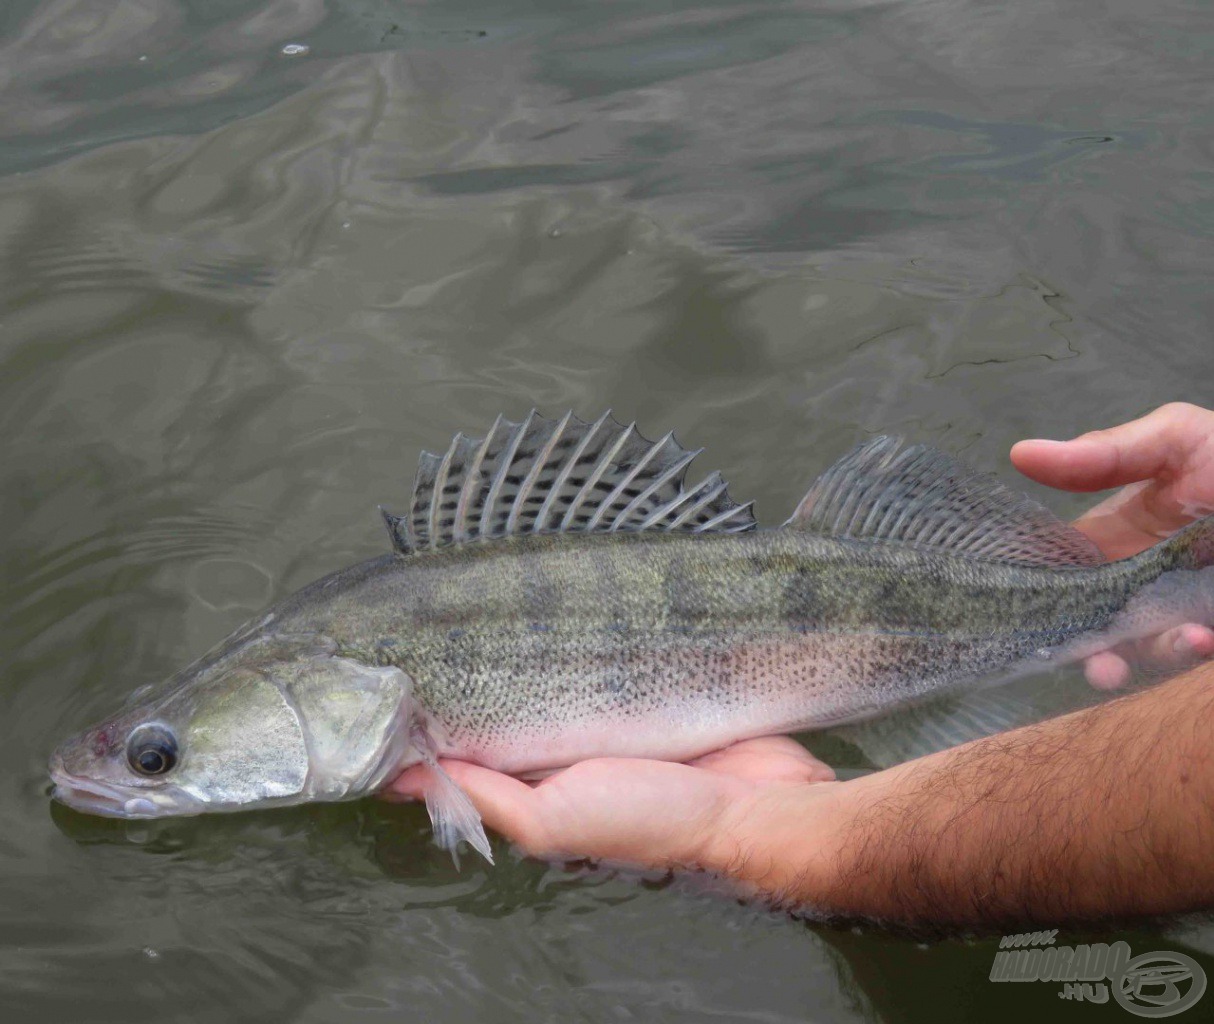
[48,745,198,818]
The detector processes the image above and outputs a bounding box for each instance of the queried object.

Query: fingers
[381,741,836,867]
[1011,437,1124,494]
[384,757,720,863]
[1173,623,1214,661]
[1084,623,1214,691]
[1010,402,1210,493]
[687,736,835,784]
[1133,623,1214,669]
[1069,483,1183,560]
[385,760,561,854]
[1084,650,1133,691]
[1011,403,1214,559]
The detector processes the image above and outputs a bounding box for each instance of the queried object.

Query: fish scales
[49,412,1214,865]
[267,531,1141,771]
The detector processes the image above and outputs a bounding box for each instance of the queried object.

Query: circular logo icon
[1113,951,1207,1018]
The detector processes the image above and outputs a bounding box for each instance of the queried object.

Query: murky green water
[4,1,1214,1020]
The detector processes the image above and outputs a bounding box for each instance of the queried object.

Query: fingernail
[1173,635,1192,656]
[1023,438,1068,446]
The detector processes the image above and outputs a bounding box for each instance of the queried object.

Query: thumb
[1011,403,1207,493]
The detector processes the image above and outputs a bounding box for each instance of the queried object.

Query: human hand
[384,736,835,875]
[1011,402,1214,690]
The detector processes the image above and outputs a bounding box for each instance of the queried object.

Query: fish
[49,410,1214,863]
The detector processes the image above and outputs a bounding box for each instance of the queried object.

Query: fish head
[50,634,414,819]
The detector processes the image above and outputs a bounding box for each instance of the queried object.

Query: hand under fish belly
[49,411,1214,864]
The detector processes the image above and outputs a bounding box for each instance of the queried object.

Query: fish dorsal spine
[381,410,757,554]
[786,435,1105,568]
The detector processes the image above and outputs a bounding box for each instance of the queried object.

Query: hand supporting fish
[385,402,1214,898]
[50,406,1214,867]
[1013,401,1214,688]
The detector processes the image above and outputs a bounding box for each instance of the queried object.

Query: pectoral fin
[414,743,494,866]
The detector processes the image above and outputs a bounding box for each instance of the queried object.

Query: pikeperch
[49,411,1214,862]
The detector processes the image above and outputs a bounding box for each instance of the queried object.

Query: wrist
[700,766,918,912]
[700,779,852,904]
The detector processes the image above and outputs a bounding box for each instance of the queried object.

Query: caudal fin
[1157,513,1214,571]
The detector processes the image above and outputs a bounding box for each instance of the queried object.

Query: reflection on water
[3,1,1214,1021]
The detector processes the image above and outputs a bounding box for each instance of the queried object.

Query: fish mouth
[48,750,201,819]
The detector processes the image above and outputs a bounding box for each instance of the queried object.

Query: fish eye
[126,724,178,776]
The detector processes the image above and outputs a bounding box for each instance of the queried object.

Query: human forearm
[711,666,1214,926]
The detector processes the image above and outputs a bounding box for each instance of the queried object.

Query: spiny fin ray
[785,436,1105,568]
[383,411,757,554]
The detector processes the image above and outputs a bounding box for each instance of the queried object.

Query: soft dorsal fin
[382,410,756,554]
[785,436,1104,568]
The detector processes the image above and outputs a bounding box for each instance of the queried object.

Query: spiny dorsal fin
[382,410,756,554]
[785,436,1104,568]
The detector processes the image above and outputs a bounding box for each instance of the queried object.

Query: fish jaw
[48,736,364,818]
[49,746,208,818]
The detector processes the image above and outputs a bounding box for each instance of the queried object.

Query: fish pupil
[138,750,165,773]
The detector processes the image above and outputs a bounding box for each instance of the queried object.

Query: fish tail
[1156,512,1214,571]
[1088,515,1214,658]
